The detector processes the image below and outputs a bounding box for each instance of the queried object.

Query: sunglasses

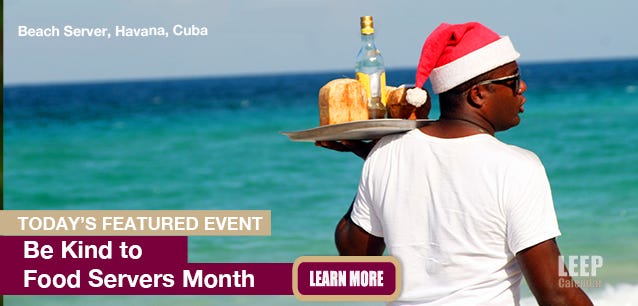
[476,72,521,94]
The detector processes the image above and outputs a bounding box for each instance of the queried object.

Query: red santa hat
[414,22,520,94]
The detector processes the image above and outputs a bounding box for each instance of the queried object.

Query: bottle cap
[360,16,374,35]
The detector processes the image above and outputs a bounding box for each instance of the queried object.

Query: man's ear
[466,85,489,108]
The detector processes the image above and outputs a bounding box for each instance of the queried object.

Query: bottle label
[356,71,387,106]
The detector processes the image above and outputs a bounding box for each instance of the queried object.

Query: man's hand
[315,140,378,160]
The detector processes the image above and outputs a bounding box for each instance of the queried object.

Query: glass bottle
[355,16,387,119]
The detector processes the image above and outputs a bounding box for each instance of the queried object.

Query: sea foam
[521,283,638,306]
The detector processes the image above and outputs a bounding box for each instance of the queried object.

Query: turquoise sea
[4,58,638,305]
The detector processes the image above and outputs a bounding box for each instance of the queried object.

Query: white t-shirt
[351,129,561,305]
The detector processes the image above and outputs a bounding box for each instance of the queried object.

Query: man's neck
[419,113,494,138]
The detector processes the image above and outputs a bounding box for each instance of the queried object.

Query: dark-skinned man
[319,22,593,305]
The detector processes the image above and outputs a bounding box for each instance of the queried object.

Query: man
[321,22,593,305]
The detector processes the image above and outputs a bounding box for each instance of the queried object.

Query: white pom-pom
[406,87,428,107]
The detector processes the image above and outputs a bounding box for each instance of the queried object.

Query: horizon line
[5,56,638,88]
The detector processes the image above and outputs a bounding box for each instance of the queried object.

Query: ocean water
[4,58,638,305]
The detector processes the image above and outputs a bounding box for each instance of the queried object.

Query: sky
[4,0,638,85]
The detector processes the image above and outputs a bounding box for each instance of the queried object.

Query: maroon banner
[0,236,292,295]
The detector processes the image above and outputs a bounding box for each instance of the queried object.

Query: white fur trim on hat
[406,87,428,107]
[429,36,520,94]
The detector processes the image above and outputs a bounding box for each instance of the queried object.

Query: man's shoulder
[487,139,546,174]
[502,142,542,164]
[370,130,417,152]
[372,131,543,165]
[490,138,538,158]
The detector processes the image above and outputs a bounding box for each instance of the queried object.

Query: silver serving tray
[282,119,433,142]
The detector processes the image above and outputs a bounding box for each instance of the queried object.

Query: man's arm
[320,140,383,255]
[334,203,385,256]
[517,239,593,306]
